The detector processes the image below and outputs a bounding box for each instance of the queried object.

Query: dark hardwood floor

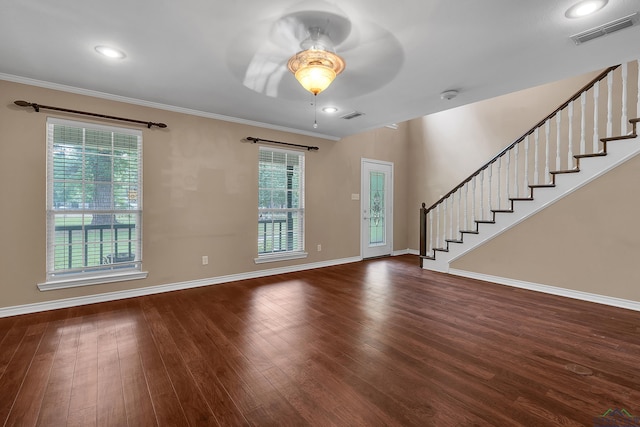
[1,255,639,426]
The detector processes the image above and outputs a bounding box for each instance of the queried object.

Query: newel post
[420,202,427,267]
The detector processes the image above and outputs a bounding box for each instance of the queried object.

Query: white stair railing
[421,59,639,262]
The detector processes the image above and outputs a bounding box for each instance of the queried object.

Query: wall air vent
[341,111,365,120]
[571,12,639,45]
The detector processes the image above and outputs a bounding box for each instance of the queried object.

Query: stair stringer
[423,134,640,273]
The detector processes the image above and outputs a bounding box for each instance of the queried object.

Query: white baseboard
[391,248,420,256]
[449,268,640,312]
[392,248,420,256]
[0,256,361,318]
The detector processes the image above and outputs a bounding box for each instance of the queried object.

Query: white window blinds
[258,147,305,257]
[46,118,143,279]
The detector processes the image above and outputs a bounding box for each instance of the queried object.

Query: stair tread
[529,184,555,188]
[460,230,479,234]
[445,239,463,244]
[510,197,534,201]
[630,118,640,123]
[601,134,637,142]
[434,248,449,252]
[475,220,496,224]
[491,209,514,213]
[550,168,579,174]
[421,255,436,260]
[575,152,606,159]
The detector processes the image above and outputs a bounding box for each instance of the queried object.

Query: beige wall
[451,154,640,302]
[0,80,408,308]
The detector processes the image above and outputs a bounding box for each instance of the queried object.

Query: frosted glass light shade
[295,65,336,95]
[287,49,345,95]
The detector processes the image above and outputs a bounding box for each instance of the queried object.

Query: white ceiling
[1,0,639,140]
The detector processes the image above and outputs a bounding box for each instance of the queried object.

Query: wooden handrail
[423,65,620,213]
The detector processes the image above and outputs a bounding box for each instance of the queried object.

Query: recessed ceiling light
[565,0,608,19]
[322,107,338,113]
[95,45,126,59]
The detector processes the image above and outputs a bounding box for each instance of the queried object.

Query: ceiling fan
[226,5,404,101]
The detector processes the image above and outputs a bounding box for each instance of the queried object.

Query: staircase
[420,60,640,272]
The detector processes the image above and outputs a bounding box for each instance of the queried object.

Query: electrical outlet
[317,244,322,252]
[202,255,209,265]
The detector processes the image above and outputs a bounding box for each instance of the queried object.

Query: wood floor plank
[0,317,30,381]
[117,301,158,427]
[151,294,250,426]
[2,255,640,425]
[132,302,187,427]
[0,315,52,423]
[95,307,128,426]
[141,301,219,426]
[67,313,98,421]
[3,314,68,426]
[36,315,84,426]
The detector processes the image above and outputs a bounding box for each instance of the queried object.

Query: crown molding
[0,73,340,141]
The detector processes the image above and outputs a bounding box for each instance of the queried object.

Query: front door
[361,159,393,259]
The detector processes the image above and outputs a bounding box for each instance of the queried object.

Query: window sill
[254,251,308,264]
[38,270,148,291]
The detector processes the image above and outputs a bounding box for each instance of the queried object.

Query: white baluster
[428,210,433,254]
[580,92,586,155]
[514,143,520,198]
[568,101,574,169]
[496,157,501,210]
[524,135,529,194]
[556,113,562,172]
[505,151,510,204]
[637,59,640,124]
[479,170,484,219]
[464,182,469,231]
[534,128,540,185]
[449,197,453,241]
[487,163,493,213]
[443,199,447,244]
[544,119,550,180]
[621,62,628,135]
[607,71,613,137]
[471,176,476,224]
[457,190,461,239]
[436,203,440,249]
[593,81,600,153]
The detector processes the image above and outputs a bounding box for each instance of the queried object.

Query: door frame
[360,158,394,259]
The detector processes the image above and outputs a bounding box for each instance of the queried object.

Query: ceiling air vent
[571,12,639,45]
[341,111,365,120]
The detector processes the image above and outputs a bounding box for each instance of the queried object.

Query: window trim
[38,270,148,291]
[42,117,146,289]
[256,146,306,263]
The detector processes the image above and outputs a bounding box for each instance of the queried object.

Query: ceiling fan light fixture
[287,49,345,95]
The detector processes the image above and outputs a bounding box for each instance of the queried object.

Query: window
[41,118,146,290]
[256,147,306,262]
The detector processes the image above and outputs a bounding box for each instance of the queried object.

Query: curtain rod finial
[14,100,39,112]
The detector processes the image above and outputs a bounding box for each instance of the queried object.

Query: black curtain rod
[246,136,319,151]
[14,100,167,129]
